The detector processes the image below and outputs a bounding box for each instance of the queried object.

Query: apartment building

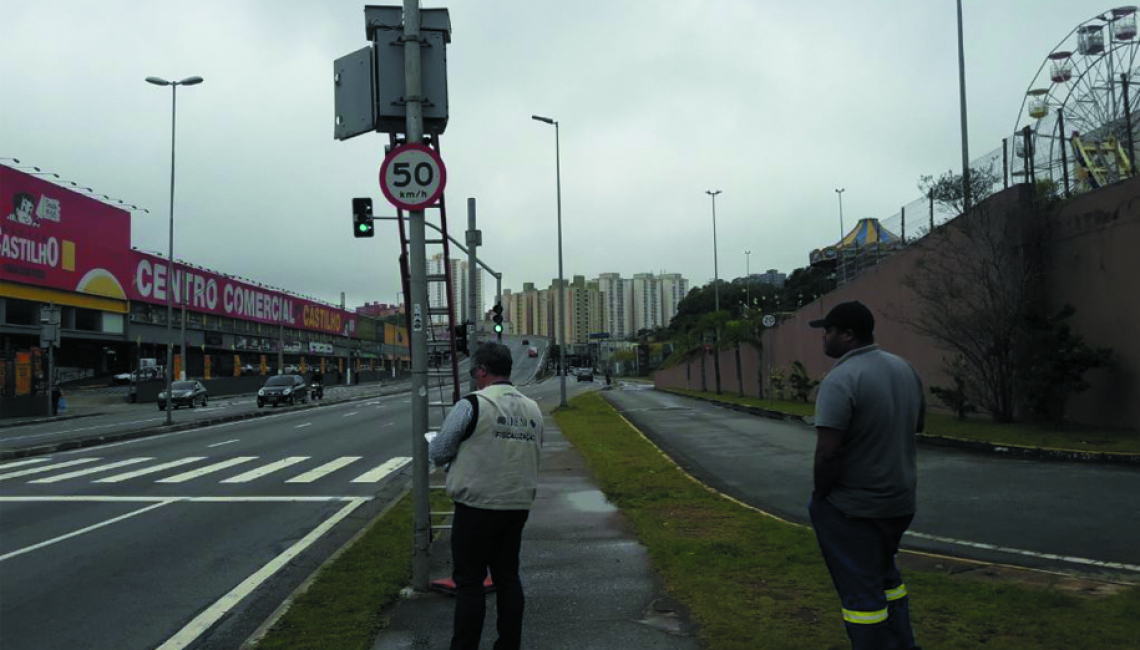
[426,254,484,324]
[657,273,689,328]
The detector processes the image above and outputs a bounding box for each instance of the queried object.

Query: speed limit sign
[762,314,776,328]
[379,143,447,211]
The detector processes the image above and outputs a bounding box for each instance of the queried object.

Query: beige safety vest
[445,383,544,510]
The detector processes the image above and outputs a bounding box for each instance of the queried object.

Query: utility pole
[467,197,480,393]
[403,0,431,593]
[956,0,972,212]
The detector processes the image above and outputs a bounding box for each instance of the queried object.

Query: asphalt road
[0,338,591,650]
[604,385,1140,580]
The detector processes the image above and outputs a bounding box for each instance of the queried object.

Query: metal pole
[495,273,502,343]
[956,0,972,213]
[744,250,750,311]
[1124,74,1136,176]
[278,310,285,374]
[555,122,567,407]
[403,0,431,593]
[1024,126,1036,188]
[164,85,177,425]
[834,188,845,239]
[1002,137,1009,189]
[900,206,906,244]
[707,190,722,395]
[467,197,478,393]
[1058,108,1071,198]
[928,190,934,233]
[180,286,187,380]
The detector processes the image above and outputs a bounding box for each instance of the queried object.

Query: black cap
[809,300,875,337]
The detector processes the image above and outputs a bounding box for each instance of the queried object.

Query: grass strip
[659,386,1140,454]
[255,489,453,650]
[253,495,415,650]
[555,391,1140,650]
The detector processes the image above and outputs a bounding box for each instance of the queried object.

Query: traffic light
[352,197,374,238]
[491,303,504,339]
[454,321,469,355]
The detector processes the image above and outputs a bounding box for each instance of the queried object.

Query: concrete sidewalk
[371,422,701,650]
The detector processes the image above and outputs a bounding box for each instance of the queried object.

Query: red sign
[127,251,358,337]
[379,143,447,211]
[1,166,132,299]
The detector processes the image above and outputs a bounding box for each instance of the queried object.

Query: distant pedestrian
[430,342,544,650]
[807,301,925,650]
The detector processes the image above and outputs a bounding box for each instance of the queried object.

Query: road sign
[379,143,447,211]
[412,304,424,332]
[762,314,776,328]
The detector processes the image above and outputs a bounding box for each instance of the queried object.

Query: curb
[0,388,411,461]
[0,412,107,429]
[654,387,1140,467]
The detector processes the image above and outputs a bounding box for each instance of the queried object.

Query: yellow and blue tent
[838,218,901,249]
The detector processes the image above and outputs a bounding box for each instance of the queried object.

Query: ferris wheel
[1012,6,1140,193]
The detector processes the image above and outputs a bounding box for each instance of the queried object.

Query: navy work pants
[809,496,920,650]
[450,502,530,650]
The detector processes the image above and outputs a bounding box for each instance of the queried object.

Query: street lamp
[744,250,751,313]
[532,114,567,408]
[148,74,203,425]
[834,188,846,239]
[706,190,722,395]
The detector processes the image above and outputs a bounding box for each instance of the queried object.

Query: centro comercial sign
[129,252,356,337]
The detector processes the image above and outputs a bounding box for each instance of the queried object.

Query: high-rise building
[631,273,662,333]
[753,268,786,287]
[596,273,633,340]
[657,273,689,328]
[426,254,484,325]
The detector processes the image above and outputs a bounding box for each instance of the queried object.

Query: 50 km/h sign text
[379,143,447,212]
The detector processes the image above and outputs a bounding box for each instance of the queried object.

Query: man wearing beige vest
[430,342,545,650]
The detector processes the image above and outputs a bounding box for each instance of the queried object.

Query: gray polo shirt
[815,344,924,518]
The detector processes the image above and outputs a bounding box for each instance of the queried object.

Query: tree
[787,361,820,402]
[918,164,1002,217]
[1016,304,1112,425]
[902,188,1046,422]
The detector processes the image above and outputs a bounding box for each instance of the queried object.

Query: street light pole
[147,74,202,425]
[706,190,722,395]
[744,250,751,314]
[956,0,972,212]
[532,114,567,408]
[834,188,845,239]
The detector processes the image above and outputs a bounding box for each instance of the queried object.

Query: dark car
[576,368,594,382]
[257,374,309,408]
[157,380,209,410]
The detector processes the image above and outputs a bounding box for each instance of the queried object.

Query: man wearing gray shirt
[808,301,925,650]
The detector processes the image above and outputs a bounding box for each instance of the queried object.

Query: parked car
[157,380,209,410]
[257,374,309,408]
[576,368,594,382]
[113,367,163,385]
[528,346,538,358]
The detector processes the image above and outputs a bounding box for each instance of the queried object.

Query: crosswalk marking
[221,457,310,483]
[0,458,101,481]
[29,458,155,484]
[95,457,208,483]
[0,457,52,471]
[351,456,412,483]
[157,457,258,483]
[285,457,362,483]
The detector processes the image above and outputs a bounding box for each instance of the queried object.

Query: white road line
[906,531,1140,574]
[285,457,362,483]
[0,496,367,503]
[0,457,52,470]
[95,457,208,483]
[343,412,359,417]
[295,423,312,428]
[351,456,412,483]
[0,501,175,562]
[154,498,369,650]
[0,458,101,481]
[366,401,380,406]
[221,457,310,483]
[382,422,395,428]
[2,418,164,441]
[29,458,155,484]
[157,457,258,483]
[207,439,239,448]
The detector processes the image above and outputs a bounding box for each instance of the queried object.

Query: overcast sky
[0,0,1106,313]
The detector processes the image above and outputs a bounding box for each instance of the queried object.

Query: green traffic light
[359,223,370,232]
[493,323,503,333]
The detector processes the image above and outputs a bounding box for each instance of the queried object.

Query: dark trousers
[809,496,920,650]
[450,502,530,650]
